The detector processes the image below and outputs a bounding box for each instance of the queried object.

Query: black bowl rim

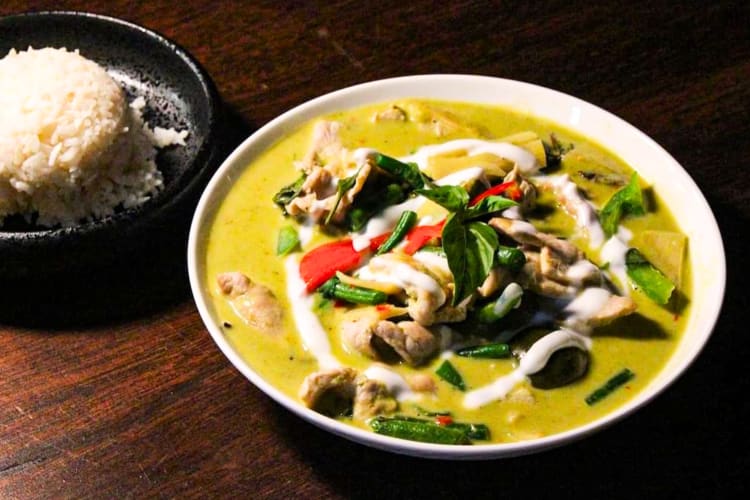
[0,10,222,242]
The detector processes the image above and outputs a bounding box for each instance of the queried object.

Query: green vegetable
[318,277,387,305]
[435,359,466,391]
[445,422,490,440]
[443,216,499,306]
[414,184,517,306]
[599,173,645,237]
[456,343,511,359]
[369,416,471,445]
[346,183,406,232]
[464,195,518,220]
[376,210,417,255]
[275,225,300,256]
[495,245,526,271]
[585,368,635,405]
[272,173,307,211]
[477,282,523,323]
[374,153,428,189]
[625,248,675,304]
[415,185,469,212]
[325,169,360,225]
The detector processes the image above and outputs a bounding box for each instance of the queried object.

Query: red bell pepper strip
[402,219,446,255]
[299,239,365,292]
[470,181,522,205]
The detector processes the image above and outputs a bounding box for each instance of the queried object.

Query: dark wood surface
[1,1,747,498]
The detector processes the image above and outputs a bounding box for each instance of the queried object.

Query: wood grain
[1,1,748,498]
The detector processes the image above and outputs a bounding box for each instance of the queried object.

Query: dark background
[0,1,747,498]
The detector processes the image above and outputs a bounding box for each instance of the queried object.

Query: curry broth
[204,100,690,443]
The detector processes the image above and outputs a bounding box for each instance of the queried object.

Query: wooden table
[1,1,747,497]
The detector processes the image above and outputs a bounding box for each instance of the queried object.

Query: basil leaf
[374,153,426,189]
[272,173,307,210]
[415,185,469,212]
[464,195,518,220]
[325,170,359,225]
[599,173,645,237]
[346,183,406,232]
[625,248,675,305]
[442,216,499,305]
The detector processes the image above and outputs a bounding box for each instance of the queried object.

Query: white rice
[0,47,185,227]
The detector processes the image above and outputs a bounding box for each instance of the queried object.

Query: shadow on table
[0,103,255,329]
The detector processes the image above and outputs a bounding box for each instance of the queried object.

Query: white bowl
[188,75,725,459]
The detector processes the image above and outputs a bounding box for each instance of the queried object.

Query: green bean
[496,245,526,271]
[478,282,523,323]
[318,277,387,305]
[376,210,417,255]
[369,417,471,445]
[585,368,635,406]
[435,360,466,391]
[456,343,511,359]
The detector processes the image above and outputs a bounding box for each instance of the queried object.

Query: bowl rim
[188,74,726,459]
[0,10,222,240]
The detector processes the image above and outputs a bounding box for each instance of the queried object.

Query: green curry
[204,100,689,444]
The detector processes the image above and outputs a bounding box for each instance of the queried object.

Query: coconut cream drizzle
[402,139,540,175]
[357,255,447,307]
[463,328,592,409]
[284,256,340,370]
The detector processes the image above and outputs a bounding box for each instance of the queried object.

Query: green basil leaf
[443,216,499,306]
[625,248,675,305]
[272,173,307,210]
[325,170,359,225]
[374,153,426,189]
[599,173,645,237]
[464,195,518,220]
[415,185,469,212]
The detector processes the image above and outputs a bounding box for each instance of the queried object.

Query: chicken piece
[478,266,512,298]
[539,246,602,287]
[296,120,344,173]
[489,217,582,262]
[298,367,358,417]
[372,104,407,122]
[504,166,537,213]
[353,379,398,419]
[407,373,436,393]
[341,318,439,366]
[407,287,448,326]
[516,250,577,298]
[585,295,637,328]
[216,272,283,334]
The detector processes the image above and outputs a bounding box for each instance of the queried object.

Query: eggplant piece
[511,329,590,389]
[528,347,589,389]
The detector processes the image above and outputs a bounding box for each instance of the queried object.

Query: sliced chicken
[478,266,512,298]
[539,246,602,287]
[504,166,537,213]
[342,317,439,366]
[516,250,577,298]
[299,367,398,419]
[353,379,398,419]
[216,272,283,334]
[585,295,637,328]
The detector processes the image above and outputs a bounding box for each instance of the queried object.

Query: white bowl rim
[188,74,726,460]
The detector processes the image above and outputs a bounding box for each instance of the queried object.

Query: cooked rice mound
[0,47,166,227]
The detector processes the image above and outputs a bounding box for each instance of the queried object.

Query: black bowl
[0,11,222,323]
[0,11,222,275]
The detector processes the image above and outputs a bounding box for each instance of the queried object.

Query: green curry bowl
[187,75,725,459]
